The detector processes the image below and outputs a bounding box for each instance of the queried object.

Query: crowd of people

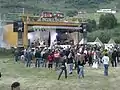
[14,44,120,80]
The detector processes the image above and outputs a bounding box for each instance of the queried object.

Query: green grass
[0,58,120,90]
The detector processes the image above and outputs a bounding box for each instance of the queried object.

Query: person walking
[102,53,109,76]
[58,55,67,80]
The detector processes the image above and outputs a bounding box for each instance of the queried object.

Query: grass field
[0,58,120,90]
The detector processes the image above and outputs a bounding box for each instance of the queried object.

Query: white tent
[79,38,84,44]
[94,37,103,46]
[108,38,116,45]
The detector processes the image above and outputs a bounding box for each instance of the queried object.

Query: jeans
[40,58,44,67]
[43,59,47,68]
[68,63,73,74]
[104,64,109,76]
[78,65,84,78]
[26,59,31,67]
[35,58,42,67]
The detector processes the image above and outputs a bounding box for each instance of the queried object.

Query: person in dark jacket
[35,49,42,67]
[43,50,49,68]
[116,49,120,63]
[58,55,67,80]
[88,50,93,66]
[111,49,117,67]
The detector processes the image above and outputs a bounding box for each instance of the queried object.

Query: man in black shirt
[58,55,67,80]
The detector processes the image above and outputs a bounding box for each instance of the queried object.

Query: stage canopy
[108,38,116,45]
[94,37,103,46]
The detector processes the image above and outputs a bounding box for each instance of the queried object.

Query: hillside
[0,0,119,15]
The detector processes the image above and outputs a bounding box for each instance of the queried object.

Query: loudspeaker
[13,21,24,32]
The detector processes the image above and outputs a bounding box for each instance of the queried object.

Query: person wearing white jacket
[102,53,109,76]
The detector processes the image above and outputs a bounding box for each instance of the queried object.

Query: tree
[87,19,97,32]
[99,13,117,29]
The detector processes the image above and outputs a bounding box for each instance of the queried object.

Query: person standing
[54,50,60,70]
[48,53,54,70]
[111,49,117,67]
[35,49,42,67]
[14,50,19,62]
[26,50,32,67]
[77,52,85,78]
[102,53,109,76]
[58,55,67,80]
[67,52,74,74]
[88,50,93,66]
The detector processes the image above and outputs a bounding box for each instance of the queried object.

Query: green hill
[0,0,119,14]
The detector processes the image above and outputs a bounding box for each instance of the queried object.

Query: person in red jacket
[48,53,54,70]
